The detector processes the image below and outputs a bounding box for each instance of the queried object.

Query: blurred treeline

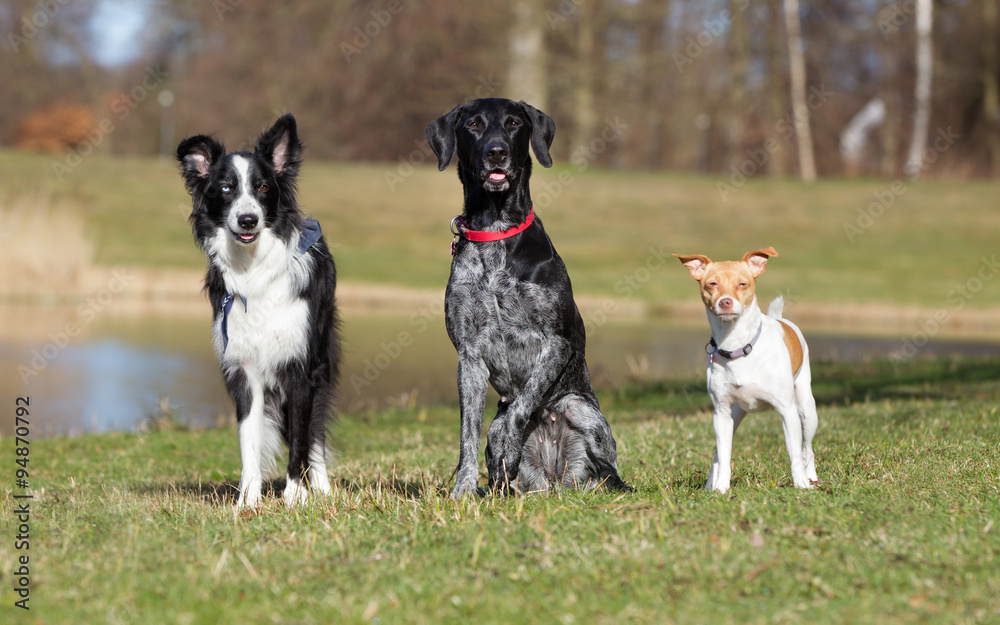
[1,0,997,177]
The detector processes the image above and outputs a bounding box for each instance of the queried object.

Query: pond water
[2,304,998,438]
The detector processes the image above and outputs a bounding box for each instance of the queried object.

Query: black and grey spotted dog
[425,98,631,497]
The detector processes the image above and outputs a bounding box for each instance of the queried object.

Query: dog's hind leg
[554,395,631,492]
[776,397,813,490]
[795,362,819,484]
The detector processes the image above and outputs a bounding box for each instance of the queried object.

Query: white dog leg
[706,405,744,492]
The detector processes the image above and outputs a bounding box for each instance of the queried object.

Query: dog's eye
[738,282,748,289]
[507,118,522,128]
[220,184,232,194]
[257,184,269,193]
[708,281,718,288]
[466,119,482,130]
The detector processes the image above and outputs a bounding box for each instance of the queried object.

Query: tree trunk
[983,0,1000,177]
[879,35,900,177]
[903,0,933,178]
[726,0,748,170]
[508,0,547,112]
[783,0,816,182]
[571,1,597,160]
[766,0,787,177]
[638,0,670,169]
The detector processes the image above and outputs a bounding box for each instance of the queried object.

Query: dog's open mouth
[483,169,511,190]
[232,230,259,244]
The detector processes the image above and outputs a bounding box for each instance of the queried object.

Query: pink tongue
[489,173,506,181]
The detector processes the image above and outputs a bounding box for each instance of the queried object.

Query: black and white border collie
[177,114,340,508]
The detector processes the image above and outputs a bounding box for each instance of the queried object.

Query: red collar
[451,207,535,255]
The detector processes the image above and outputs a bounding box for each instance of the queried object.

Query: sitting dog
[425,98,630,497]
[673,248,818,492]
[177,115,340,508]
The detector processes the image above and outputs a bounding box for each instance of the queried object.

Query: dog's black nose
[486,144,508,165]
[238,214,259,231]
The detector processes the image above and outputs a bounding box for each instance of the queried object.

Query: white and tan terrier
[674,247,819,492]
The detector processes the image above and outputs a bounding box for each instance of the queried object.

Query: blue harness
[220,218,323,351]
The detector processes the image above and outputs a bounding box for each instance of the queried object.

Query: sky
[87,0,151,66]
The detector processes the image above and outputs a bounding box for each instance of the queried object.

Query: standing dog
[674,248,819,492]
[177,114,340,508]
[426,98,630,497]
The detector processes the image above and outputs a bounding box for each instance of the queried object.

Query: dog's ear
[742,247,779,277]
[673,254,712,281]
[177,135,225,189]
[255,114,303,177]
[519,101,555,168]
[425,105,461,171]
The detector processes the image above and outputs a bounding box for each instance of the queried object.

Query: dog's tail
[766,295,785,319]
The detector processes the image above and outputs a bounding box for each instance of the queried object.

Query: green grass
[3,358,999,624]
[3,149,1000,308]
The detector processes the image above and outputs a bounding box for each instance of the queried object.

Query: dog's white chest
[215,287,309,366]
[210,229,312,378]
[708,359,776,413]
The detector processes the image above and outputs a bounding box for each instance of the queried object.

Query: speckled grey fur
[426,98,631,498]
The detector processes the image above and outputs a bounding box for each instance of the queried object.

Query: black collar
[707,322,763,360]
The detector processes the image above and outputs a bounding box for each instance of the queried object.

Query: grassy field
[2,149,1000,308]
[2,358,998,624]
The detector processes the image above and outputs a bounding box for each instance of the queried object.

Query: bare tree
[570,1,597,160]
[983,0,1000,177]
[725,0,748,170]
[507,0,547,110]
[783,0,816,181]
[879,30,901,177]
[903,0,933,178]
[766,0,787,177]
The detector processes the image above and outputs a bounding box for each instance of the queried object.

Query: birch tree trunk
[571,1,597,160]
[783,0,816,182]
[903,0,933,178]
[508,0,547,112]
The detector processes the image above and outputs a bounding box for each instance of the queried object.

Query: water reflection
[2,305,998,438]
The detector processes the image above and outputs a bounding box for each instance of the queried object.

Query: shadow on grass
[603,356,1000,416]
[139,474,448,506]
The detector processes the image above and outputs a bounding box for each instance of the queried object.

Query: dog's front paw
[793,476,816,490]
[236,476,264,509]
[450,472,482,500]
[235,492,263,510]
[282,477,310,507]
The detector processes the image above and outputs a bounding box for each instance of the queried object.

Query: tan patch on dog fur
[778,320,804,375]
